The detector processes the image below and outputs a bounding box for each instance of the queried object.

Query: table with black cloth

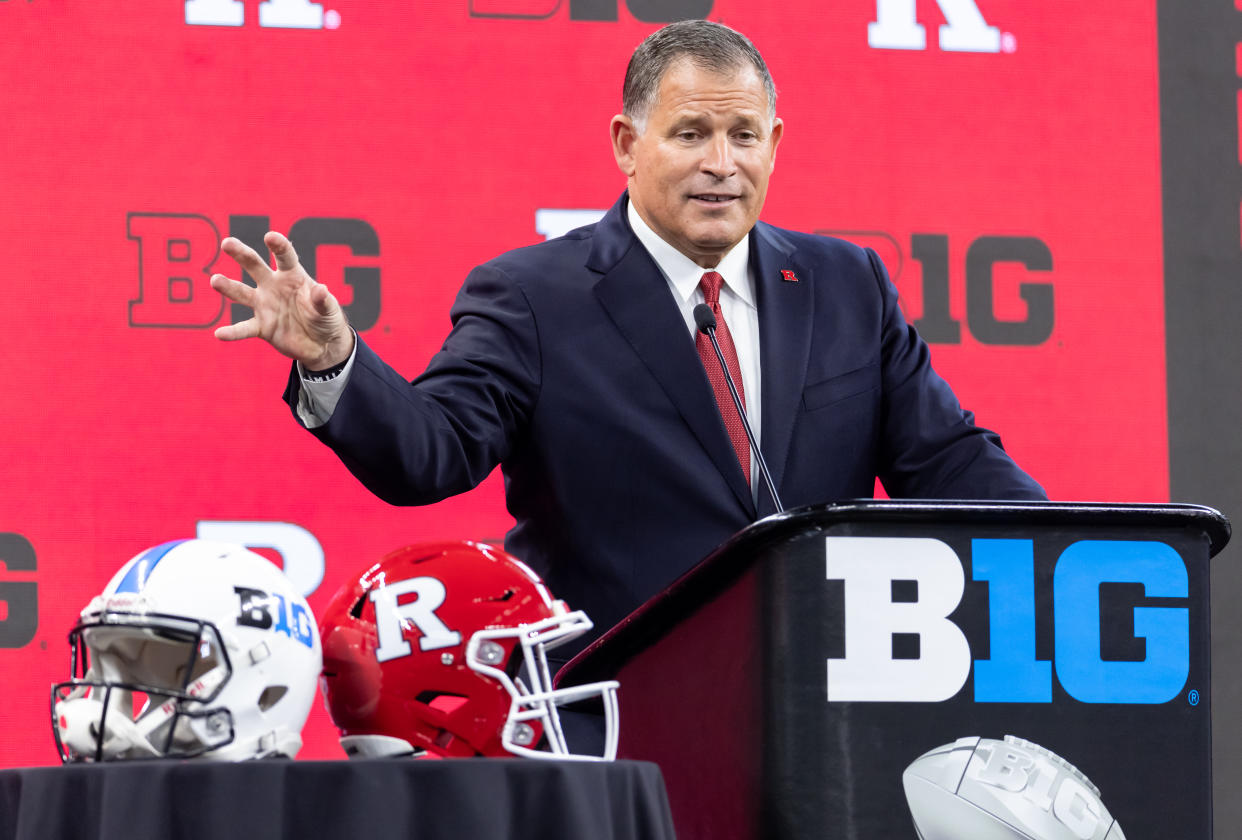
[0,758,677,840]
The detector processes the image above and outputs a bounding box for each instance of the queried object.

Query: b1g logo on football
[127,213,380,331]
[469,0,710,22]
[827,537,1191,704]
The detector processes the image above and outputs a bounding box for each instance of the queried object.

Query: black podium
[558,500,1230,840]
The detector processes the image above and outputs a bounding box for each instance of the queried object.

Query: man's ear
[610,114,639,178]
[768,117,784,173]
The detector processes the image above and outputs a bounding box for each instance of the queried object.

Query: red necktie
[696,271,751,485]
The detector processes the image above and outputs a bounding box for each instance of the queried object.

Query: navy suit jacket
[287,193,1045,654]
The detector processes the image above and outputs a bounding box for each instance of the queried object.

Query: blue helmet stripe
[114,539,188,594]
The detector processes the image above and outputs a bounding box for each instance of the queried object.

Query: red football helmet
[318,541,619,760]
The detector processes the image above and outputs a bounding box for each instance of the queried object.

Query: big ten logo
[868,0,1014,53]
[185,0,340,29]
[127,214,380,331]
[0,533,37,649]
[967,738,1115,840]
[197,520,324,598]
[822,231,1054,346]
[233,585,316,648]
[534,214,1053,346]
[469,0,711,22]
[826,537,1191,704]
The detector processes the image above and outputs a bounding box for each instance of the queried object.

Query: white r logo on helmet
[371,577,462,661]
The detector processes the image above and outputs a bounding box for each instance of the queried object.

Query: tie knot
[699,271,724,306]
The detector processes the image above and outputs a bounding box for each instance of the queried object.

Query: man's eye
[676,131,700,141]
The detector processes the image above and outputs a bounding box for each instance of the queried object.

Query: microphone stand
[694,304,784,514]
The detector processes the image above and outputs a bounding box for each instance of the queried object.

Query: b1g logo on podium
[826,537,1191,704]
[126,212,381,331]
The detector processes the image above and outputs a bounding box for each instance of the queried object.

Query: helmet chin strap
[55,665,230,761]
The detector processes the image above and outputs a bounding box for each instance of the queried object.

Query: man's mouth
[690,194,738,204]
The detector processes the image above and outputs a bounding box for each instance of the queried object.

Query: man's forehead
[657,57,763,90]
[653,60,771,115]
[664,104,767,127]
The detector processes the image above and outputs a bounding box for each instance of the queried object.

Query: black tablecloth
[0,759,677,840]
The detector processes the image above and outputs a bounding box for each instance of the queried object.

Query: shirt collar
[627,199,754,308]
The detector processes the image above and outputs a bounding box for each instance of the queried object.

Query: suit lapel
[589,196,757,516]
[752,222,812,516]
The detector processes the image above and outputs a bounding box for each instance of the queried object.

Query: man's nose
[700,134,737,178]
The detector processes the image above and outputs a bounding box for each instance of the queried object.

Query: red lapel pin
[780,269,799,283]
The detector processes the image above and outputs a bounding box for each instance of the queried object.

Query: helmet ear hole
[416,691,468,715]
[257,686,288,711]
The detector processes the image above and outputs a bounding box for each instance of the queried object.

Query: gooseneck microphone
[693,303,784,514]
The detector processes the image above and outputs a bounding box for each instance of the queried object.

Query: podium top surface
[734,499,1231,556]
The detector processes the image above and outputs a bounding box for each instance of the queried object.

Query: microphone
[693,303,784,513]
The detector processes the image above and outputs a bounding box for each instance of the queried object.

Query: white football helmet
[51,539,322,762]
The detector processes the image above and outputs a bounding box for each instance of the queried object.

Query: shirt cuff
[295,338,358,428]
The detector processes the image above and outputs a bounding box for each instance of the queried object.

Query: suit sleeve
[282,262,541,506]
[868,248,1048,501]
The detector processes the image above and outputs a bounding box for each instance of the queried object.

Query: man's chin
[687,224,747,251]
[679,232,746,266]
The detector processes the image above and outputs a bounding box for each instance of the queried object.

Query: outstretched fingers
[308,282,337,316]
[265,231,302,272]
[220,236,275,283]
[214,317,261,342]
[209,273,256,307]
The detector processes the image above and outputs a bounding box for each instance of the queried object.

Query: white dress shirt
[626,201,762,492]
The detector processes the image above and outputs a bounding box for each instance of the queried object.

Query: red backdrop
[1,0,1166,764]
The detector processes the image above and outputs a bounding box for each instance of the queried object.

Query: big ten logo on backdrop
[532,212,1056,346]
[0,534,37,649]
[126,214,380,331]
[821,231,1054,346]
[469,0,711,22]
[197,521,325,599]
[868,0,1016,53]
[826,537,1193,705]
[185,0,341,29]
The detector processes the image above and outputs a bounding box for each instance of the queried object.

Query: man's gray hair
[622,20,777,129]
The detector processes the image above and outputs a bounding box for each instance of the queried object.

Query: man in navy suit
[211,21,1044,655]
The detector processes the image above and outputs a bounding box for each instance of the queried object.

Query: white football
[902,735,1126,840]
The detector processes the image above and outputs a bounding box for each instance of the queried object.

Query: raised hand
[209,231,355,370]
